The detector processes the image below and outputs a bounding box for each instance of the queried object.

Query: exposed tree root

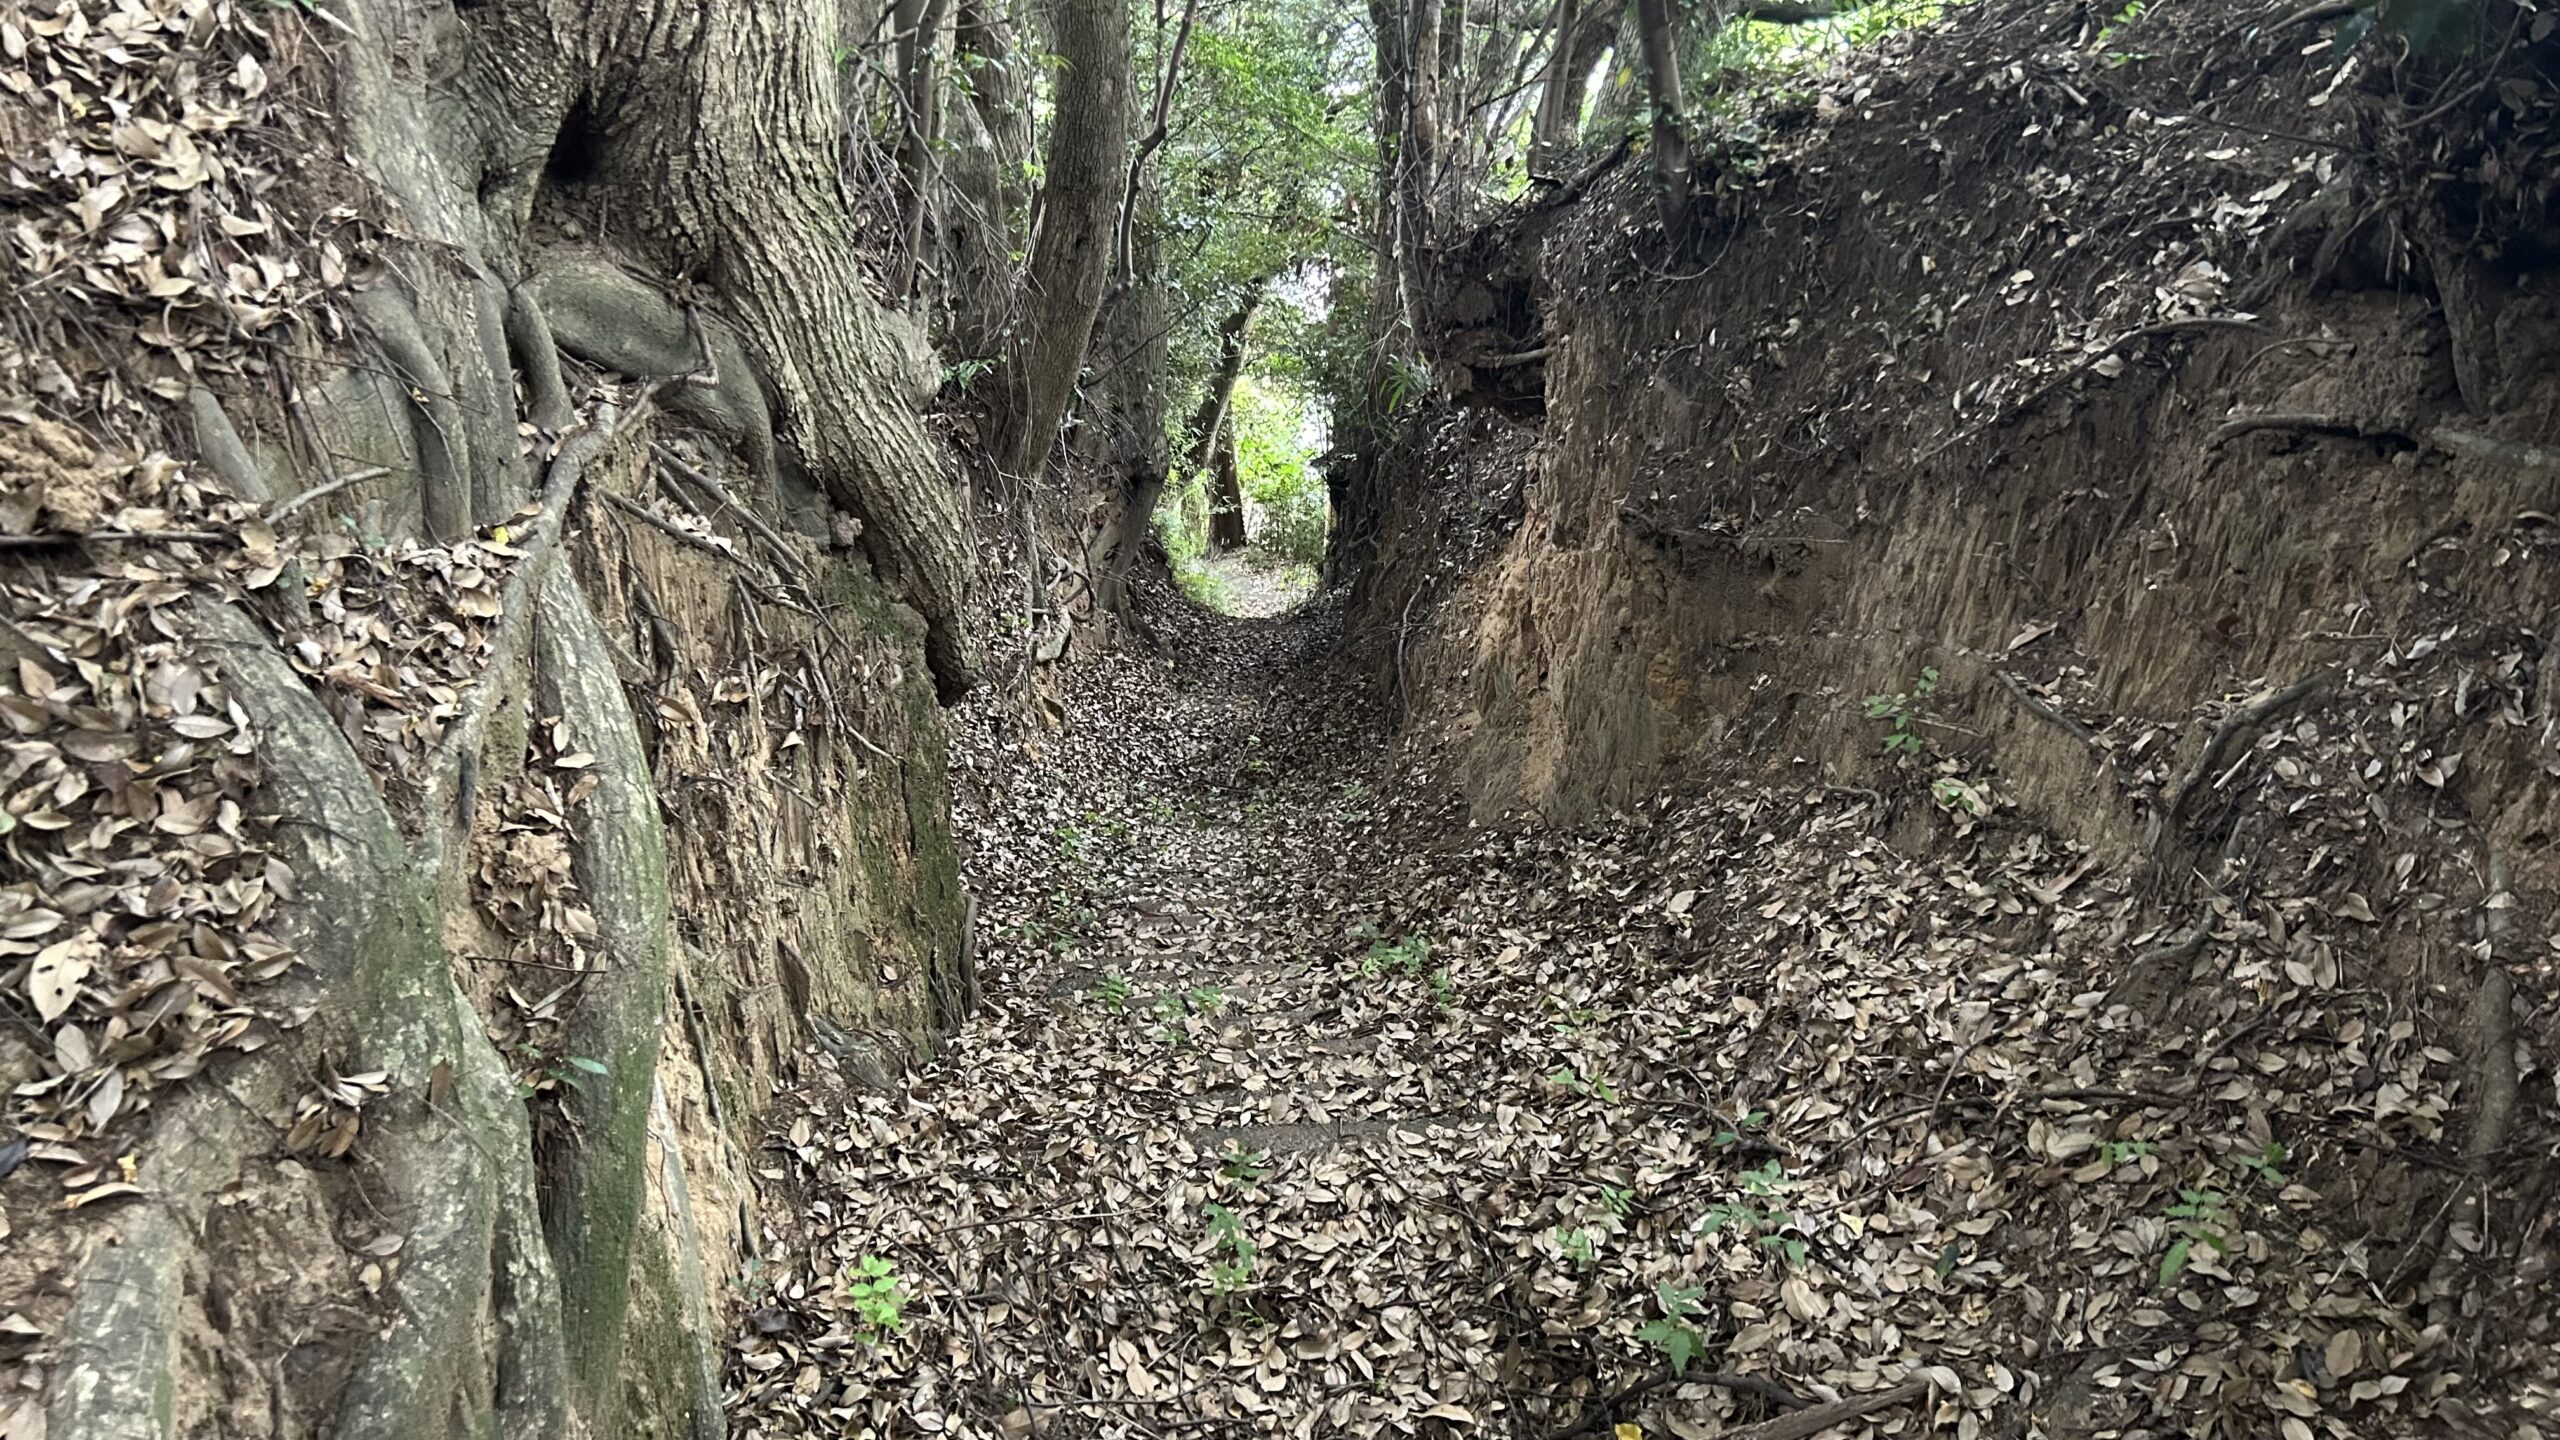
[2149,670,2333,863]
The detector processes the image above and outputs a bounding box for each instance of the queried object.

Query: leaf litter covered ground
[727,597,2555,1439]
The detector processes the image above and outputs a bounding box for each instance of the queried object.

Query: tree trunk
[1208,422,1248,551]
[1531,0,1616,175]
[1401,0,1445,332]
[1089,189,1173,631]
[991,0,1134,483]
[946,0,1031,364]
[1632,0,1694,237]
[1367,0,1418,412]
[578,0,985,696]
[1184,288,1262,551]
[893,0,955,300]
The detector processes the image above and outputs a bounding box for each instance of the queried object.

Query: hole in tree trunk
[544,98,610,189]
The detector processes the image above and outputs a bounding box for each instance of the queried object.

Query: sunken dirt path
[721,604,2518,1440]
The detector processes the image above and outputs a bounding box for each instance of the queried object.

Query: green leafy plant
[1598,1184,1635,1220]
[1863,666,1941,758]
[514,1049,607,1100]
[2095,0,2150,63]
[1428,967,1454,1008]
[1637,1284,1711,1375]
[1697,1160,1807,1268]
[1710,1108,1771,1148]
[1361,932,1432,979]
[2097,1138,2156,1168]
[840,1255,907,1342]
[1379,355,1431,416]
[939,356,997,389]
[2230,1140,2288,1187]
[2158,1188,2232,1285]
[1218,1145,1271,1187]
[1184,984,1227,1015]
[1547,1066,1621,1104]
[1553,1225,1597,1265]
[1203,1202,1259,1291]
[1094,973,1134,1013]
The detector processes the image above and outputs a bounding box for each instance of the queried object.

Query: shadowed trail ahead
[721,602,2507,1440]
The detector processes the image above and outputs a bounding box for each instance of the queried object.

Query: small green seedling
[1698,1161,1807,1268]
[1863,666,1940,758]
[841,1255,906,1341]
[1203,1202,1259,1291]
[516,1051,607,1100]
[1095,973,1133,1013]
[1553,1225,1597,1265]
[1709,1109,1770,1148]
[1218,1145,1271,1187]
[1637,1284,1710,1375]
[2159,1188,2231,1285]
[1362,933,1432,978]
[2230,1140,2287,1187]
[2097,1139,2155,1168]
[1547,1066,1620,1104]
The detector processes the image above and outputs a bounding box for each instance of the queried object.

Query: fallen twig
[0,528,239,551]
[650,441,813,588]
[1729,1379,1930,1440]
[602,489,748,564]
[266,464,392,522]
[1994,669,2104,755]
[2207,412,2414,449]
[1546,1367,1812,1439]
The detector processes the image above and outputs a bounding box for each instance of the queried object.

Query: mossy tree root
[530,574,673,1434]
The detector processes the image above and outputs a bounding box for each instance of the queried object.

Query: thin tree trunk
[1185,288,1262,550]
[993,0,1134,483]
[1367,0,1417,396]
[1530,0,1601,175]
[1401,0,1444,327]
[1632,0,1693,236]
[1207,421,1247,550]
[893,0,954,299]
[1117,0,1203,276]
[1185,289,1263,480]
[948,0,1030,362]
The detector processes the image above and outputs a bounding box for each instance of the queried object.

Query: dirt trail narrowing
[724,599,2549,1440]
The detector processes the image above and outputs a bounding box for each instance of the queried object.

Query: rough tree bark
[1401,0,1446,333]
[37,2,980,1435]
[946,0,1032,363]
[597,0,987,696]
[992,0,1135,483]
[1086,191,1173,629]
[894,0,957,299]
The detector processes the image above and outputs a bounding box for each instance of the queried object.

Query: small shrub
[1863,665,1940,759]
[1637,1284,1711,1375]
[840,1255,907,1342]
[1202,1202,1258,1291]
[2158,1188,2232,1285]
